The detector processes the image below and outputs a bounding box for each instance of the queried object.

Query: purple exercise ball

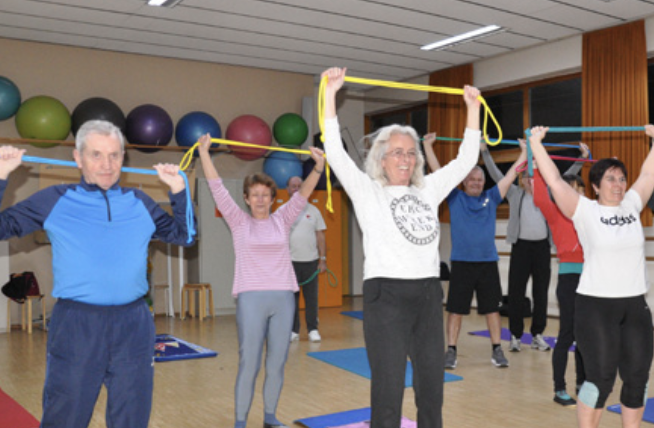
[125,104,173,152]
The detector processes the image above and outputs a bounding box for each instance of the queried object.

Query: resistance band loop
[22,155,196,244]
[179,140,334,213]
[524,126,646,176]
[299,268,339,288]
[318,75,504,146]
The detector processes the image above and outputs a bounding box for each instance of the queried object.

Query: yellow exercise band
[318,75,503,146]
[179,139,333,213]
[178,73,502,217]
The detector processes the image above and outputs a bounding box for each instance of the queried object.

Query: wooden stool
[181,283,214,320]
[6,295,47,334]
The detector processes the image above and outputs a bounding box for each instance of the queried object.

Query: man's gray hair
[75,120,125,152]
[364,124,425,187]
[469,165,485,178]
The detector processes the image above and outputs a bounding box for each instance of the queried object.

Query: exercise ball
[0,76,21,121]
[15,95,71,147]
[175,111,221,151]
[225,114,271,161]
[71,97,125,136]
[125,104,173,153]
[302,157,334,191]
[263,151,303,189]
[273,113,308,147]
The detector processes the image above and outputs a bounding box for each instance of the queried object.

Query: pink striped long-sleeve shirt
[208,178,306,297]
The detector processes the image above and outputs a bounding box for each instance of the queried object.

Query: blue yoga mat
[295,407,416,428]
[307,347,463,387]
[468,328,575,351]
[608,398,654,423]
[341,311,364,320]
[154,334,218,362]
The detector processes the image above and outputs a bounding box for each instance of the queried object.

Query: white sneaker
[509,335,521,352]
[531,334,551,351]
[290,332,299,342]
[308,330,321,342]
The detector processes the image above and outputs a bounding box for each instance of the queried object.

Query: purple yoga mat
[468,328,576,351]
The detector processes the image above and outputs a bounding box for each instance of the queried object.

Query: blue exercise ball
[175,111,221,152]
[0,76,21,121]
[263,151,303,189]
[125,104,173,153]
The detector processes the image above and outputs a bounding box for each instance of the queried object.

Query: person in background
[481,140,587,352]
[286,175,327,343]
[322,66,481,428]
[423,136,526,369]
[198,134,325,428]
[528,125,654,428]
[532,148,588,407]
[0,120,194,428]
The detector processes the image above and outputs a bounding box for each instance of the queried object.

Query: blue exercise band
[523,126,646,176]
[22,155,196,243]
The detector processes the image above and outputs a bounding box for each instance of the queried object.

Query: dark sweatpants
[41,298,155,428]
[292,260,319,333]
[552,273,585,392]
[552,273,586,391]
[363,277,443,428]
[508,238,551,338]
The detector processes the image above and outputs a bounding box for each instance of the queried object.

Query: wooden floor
[0,296,637,427]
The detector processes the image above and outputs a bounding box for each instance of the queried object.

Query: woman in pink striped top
[198,134,325,428]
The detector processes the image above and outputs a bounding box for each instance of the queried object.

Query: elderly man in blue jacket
[0,119,195,428]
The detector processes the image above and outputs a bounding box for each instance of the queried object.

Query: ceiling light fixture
[147,0,184,7]
[421,25,503,51]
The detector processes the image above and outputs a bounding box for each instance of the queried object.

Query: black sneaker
[554,390,576,406]
[444,348,457,369]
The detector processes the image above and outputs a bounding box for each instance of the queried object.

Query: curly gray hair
[364,124,425,187]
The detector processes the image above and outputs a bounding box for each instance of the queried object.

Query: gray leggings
[234,291,294,422]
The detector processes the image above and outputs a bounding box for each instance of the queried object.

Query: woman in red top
[532,145,588,406]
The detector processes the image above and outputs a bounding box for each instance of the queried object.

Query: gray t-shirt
[518,193,548,240]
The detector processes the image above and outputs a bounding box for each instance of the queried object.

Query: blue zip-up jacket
[0,177,195,305]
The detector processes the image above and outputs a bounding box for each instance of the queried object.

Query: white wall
[474,36,582,90]
[197,178,239,315]
[364,75,430,115]
[645,15,654,52]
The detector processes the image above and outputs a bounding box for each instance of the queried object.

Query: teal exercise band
[22,155,196,244]
[299,268,338,288]
[431,136,588,153]
[429,136,592,169]
[523,126,646,176]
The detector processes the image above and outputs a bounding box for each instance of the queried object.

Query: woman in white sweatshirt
[321,67,481,428]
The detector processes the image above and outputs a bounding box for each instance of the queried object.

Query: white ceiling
[2,0,654,83]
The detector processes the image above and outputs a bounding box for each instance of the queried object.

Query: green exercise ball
[15,95,71,147]
[273,113,308,147]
